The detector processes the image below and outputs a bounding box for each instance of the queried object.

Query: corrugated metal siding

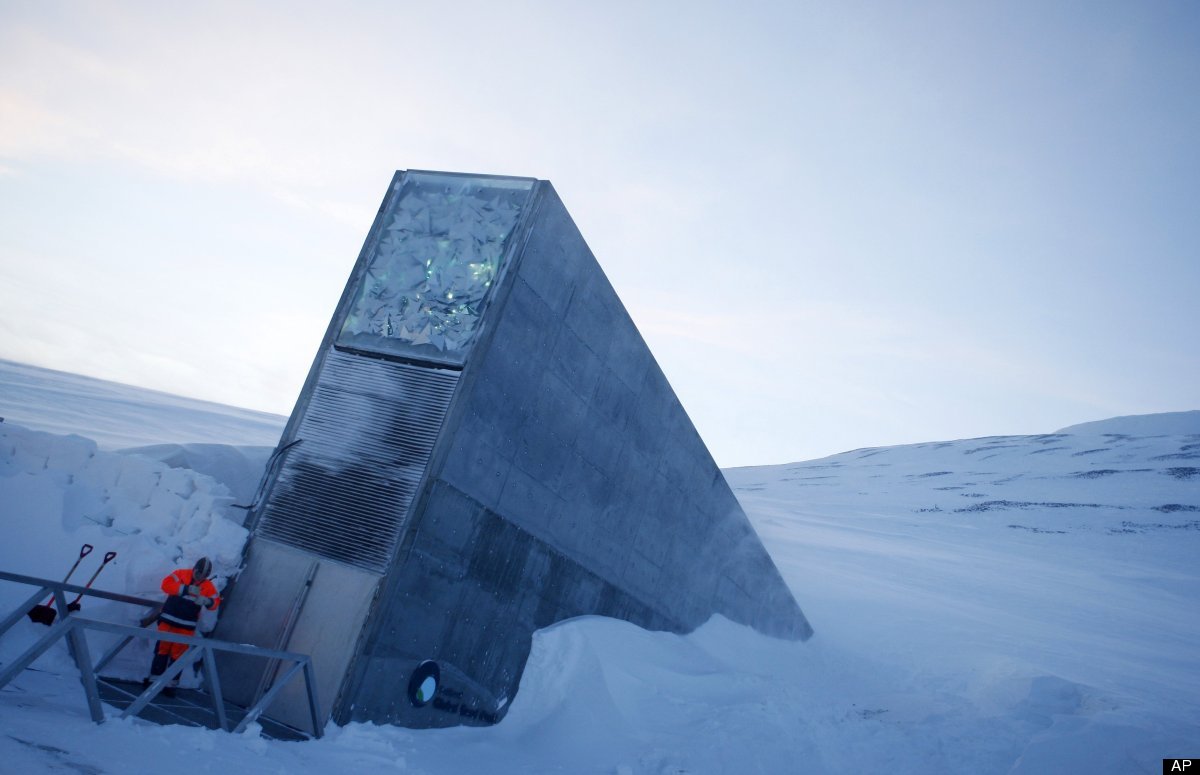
[257,348,459,573]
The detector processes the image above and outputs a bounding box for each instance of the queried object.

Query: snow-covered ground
[0,360,1196,774]
[0,358,287,451]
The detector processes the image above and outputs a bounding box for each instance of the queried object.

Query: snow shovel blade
[27,543,95,625]
[27,604,58,625]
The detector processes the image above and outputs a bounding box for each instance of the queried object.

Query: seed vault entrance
[217,169,812,730]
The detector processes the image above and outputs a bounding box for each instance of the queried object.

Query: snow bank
[118,443,273,506]
[1,361,1198,775]
[0,421,256,682]
[0,358,286,450]
[0,422,250,588]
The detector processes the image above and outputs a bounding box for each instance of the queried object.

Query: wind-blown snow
[0,361,1197,774]
[0,358,287,450]
[1056,410,1200,437]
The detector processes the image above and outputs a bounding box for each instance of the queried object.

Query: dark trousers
[149,622,195,677]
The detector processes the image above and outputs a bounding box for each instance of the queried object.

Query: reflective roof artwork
[337,172,536,365]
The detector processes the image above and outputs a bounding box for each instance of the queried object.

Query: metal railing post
[201,646,229,732]
[52,586,72,621]
[65,618,104,723]
[51,583,80,664]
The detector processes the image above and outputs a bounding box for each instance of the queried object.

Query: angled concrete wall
[221,171,811,731]
[339,182,810,726]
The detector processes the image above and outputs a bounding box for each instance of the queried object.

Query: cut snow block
[214,170,811,730]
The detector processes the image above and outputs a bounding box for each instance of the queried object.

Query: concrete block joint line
[215,170,812,731]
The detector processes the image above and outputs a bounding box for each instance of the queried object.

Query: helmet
[192,557,213,581]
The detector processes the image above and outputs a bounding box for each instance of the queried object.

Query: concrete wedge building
[215,170,812,729]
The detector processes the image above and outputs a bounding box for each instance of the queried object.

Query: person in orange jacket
[147,557,221,689]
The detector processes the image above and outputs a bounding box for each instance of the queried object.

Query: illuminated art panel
[338,172,535,365]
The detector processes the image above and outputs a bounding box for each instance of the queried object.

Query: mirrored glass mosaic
[338,173,534,364]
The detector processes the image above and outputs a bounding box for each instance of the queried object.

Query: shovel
[66,551,118,612]
[27,543,93,625]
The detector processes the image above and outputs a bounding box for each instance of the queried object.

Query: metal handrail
[0,569,323,738]
[0,570,161,642]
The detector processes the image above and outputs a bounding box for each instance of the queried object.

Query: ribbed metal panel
[257,348,460,573]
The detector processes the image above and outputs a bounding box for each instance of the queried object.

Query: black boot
[149,652,170,679]
[148,652,177,696]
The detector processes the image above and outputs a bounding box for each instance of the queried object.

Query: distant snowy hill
[0,358,287,450]
[1057,409,1200,436]
[0,359,1196,774]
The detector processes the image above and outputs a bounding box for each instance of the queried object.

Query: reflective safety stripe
[162,592,202,623]
[157,611,198,630]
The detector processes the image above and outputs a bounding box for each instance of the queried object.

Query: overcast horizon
[2,2,1197,466]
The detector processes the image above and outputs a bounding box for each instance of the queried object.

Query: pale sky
[1,1,1197,467]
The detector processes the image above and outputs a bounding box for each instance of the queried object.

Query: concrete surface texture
[224,171,812,729]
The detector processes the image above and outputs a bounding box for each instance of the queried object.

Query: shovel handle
[68,551,118,606]
[45,544,96,605]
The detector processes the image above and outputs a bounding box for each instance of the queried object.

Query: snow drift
[0,360,1197,774]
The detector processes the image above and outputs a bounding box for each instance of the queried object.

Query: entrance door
[214,539,379,728]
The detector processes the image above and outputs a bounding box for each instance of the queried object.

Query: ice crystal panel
[338,173,534,364]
